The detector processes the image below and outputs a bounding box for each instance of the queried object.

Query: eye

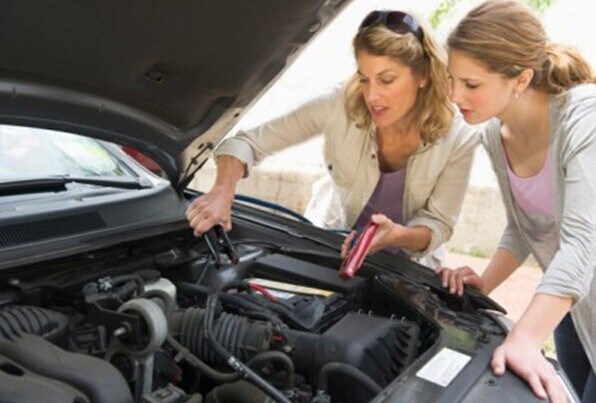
[465,83,479,89]
[380,78,395,85]
[358,77,369,84]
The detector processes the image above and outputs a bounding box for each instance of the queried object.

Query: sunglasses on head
[359,11,424,43]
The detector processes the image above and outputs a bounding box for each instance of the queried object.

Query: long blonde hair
[344,16,454,144]
[447,0,595,94]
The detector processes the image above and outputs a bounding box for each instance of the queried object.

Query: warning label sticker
[416,348,471,387]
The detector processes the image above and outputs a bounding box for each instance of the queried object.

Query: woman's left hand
[492,330,567,403]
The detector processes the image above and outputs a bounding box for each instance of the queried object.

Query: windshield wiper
[0,176,150,196]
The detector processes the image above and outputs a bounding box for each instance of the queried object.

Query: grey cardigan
[482,84,596,372]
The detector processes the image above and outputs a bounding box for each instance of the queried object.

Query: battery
[248,278,351,332]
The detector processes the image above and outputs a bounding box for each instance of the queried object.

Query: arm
[342,214,432,259]
[435,247,522,296]
[215,89,339,172]
[480,248,522,293]
[372,215,431,253]
[486,91,596,403]
[491,294,572,402]
[435,125,533,295]
[187,89,340,236]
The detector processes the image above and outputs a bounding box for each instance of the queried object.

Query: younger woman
[438,1,596,401]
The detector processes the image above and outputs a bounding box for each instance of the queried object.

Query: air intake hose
[170,307,273,366]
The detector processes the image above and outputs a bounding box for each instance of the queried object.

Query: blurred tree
[429,0,461,28]
[429,0,556,29]
[524,0,556,13]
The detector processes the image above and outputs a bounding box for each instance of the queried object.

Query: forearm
[481,248,522,294]
[212,155,246,199]
[511,293,573,344]
[393,225,431,253]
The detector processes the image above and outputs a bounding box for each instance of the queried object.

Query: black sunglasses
[359,11,424,43]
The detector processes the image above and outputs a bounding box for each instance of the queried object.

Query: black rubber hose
[166,335,242,383]
[114,280,139,301]
[111,274,145,295]
[241,310,285,329]
[178,282,283,327]
[177,281,211,296]
[247,351,295,390]
[204,294,290,403]
[317,362,383,396]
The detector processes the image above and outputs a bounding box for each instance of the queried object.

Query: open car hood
[0,0,350,185]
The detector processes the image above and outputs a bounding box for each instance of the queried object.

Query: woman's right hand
[434,266,484,296]
[186,186,234,237]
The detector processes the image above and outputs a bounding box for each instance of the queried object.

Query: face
[447,50,519,124]
[356,50,425,130]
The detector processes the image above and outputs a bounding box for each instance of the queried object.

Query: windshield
[0,125,129,180]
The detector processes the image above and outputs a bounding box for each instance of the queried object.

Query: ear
[515,68,534,93]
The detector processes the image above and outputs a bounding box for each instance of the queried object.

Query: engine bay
[0,228,446,403]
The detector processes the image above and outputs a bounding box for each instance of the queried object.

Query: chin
[462,114,489,125]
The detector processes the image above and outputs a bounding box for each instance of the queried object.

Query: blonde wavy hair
[447,0,595,94]
[344,14,454,144]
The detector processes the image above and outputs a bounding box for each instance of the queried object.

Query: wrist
[211,183,235,203]
[508,325,544,347]
[389,224,407,248]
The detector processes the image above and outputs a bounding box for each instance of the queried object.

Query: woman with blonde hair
[437,0,596,401]
[187,10,478,268]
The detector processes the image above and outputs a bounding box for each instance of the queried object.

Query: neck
[498,88,550,142]
[380,104,420,138]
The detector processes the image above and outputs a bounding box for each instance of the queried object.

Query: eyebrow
[447,72,479,83]
[357,69,396,76]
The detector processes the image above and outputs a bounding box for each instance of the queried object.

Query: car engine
[0,231,440,403]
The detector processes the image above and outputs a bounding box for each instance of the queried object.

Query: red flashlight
[339,216,378,280]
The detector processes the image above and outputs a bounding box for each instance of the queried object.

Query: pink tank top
[505,150,554,216]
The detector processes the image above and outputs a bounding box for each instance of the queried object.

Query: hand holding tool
[339,217,378,280]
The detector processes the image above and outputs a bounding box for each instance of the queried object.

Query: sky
[230,0,595,188]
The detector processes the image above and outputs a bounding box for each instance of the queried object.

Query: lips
[369,105,387,119]
[459,107,472,117]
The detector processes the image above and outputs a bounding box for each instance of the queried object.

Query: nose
[449,81,462,104]
[362,83,381,104]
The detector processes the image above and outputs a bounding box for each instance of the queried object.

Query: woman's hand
[434,266,484,296]
[492,330,567,403]
[186,185,234,237]
[340,230,357,259]
[340,214,398,259]
[367,213,403,253]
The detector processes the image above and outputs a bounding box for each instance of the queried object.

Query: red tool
[339,217,378,280]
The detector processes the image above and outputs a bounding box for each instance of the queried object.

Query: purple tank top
[353,168,407,233]
[505,150,554,216]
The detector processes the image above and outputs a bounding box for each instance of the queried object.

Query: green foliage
[429,0,461,29]
[428,0,556,29]
[523,0,556,13]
